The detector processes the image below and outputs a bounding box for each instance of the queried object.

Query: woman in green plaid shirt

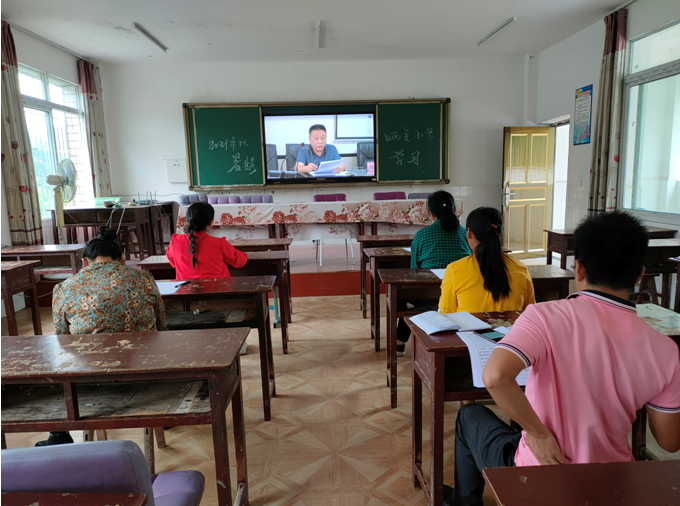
[398,190,471,354]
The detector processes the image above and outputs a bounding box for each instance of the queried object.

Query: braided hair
[82,226,122,261]
[466,207,509,302]
[185,201,215,269]
[426,190,460,232]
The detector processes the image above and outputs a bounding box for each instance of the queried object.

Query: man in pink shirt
[444,212,680,506]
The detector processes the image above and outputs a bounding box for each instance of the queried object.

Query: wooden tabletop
[231,238,293,247]
[637,303,680,338]
[379,268,440,284]
[357,234,414,243]
[648,238,680,248]
[1,328,250,379]
[1,260,41,271]
[526,264,575,279]
[406,311,523,352]
[139,251,289,268]
[1,492,147,506]
[544,226,676,236]
[2,244,84,255]
[364,246,412,258]
[160,276,276,297]
[138,255,172,266]
[483,460,680,506]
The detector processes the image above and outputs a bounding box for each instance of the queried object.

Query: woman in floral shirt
[40,227,166,447]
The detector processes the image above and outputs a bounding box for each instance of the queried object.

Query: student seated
[42,227,167,447]
[167,201,247,280]
[397,190,471,355]
[439,206,535,314]
[444,211,680,506]
[166,201,248,353]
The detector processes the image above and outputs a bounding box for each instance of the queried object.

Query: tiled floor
[3,293,678,506]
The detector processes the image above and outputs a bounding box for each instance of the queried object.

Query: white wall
[536,0,680,230]
[102,56,526,213]
[13,29,79,84]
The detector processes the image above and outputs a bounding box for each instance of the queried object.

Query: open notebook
[410,311,491,335]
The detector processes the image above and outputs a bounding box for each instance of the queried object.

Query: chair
[241,195,273,204]
[178,194,208,206]
[1,440,205,506]
[208,196,240,204]
[266,144,282,179]
[285,143,303,172]
[408,192,432,199]
[356,142,375,169]
[310,194,353,266]
[373,192,406,200]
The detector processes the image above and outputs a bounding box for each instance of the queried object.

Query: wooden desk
[357,234,414,318]
[528,264,575,301]
[161,276,278,421]
[406,311,523,506]
[1,493,147,506]
[52,206,154,260]
[231,237,293,252]
[483,460,680,506]
[670,256,680,313]
[646,239,680,308]
[140,251,291,351]
[1,328,250,506]
[1,261,42,336]
[544,226,677,269]
[365,247,412,351]
[380,269,441,408]
[2,244,83,279]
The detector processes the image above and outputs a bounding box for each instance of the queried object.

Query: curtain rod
[2,18,90,61]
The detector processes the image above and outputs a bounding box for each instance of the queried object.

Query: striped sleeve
[645,350,680,413]
[496,343,531,368]
[494,305,547,368]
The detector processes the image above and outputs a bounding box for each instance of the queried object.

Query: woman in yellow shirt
[439,207,535,313]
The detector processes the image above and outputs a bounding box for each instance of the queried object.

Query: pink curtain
[78,59,112,197]
[1,21,43,245]
[588,9,627,214]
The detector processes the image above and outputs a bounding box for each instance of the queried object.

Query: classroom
[1,0,679,505]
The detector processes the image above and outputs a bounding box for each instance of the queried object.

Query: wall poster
[573,84,592,145]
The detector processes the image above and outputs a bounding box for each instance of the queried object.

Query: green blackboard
[184,105,264,188]
[377,102,447,182]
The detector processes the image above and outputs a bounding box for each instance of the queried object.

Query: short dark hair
[83,226,122,261]
[574,211,648,290]
[309,124,326,135]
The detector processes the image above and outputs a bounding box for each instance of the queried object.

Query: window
[18,65,93,220]
[621,21,680,220]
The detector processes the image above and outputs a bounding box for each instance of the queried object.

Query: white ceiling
[2,0,622,63]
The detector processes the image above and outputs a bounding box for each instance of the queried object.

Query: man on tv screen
[295,124,345,174]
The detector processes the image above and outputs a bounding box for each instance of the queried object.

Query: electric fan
[46,159,77,243]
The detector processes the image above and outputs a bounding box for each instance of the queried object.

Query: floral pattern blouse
[53,261,167,334]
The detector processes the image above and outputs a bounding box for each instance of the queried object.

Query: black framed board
[183,99,450,190]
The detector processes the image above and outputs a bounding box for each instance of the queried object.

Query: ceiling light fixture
[132,22,168,53]
[477,16,517,47]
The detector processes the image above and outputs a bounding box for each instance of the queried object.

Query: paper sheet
[403,247,411,252]
[430,268,445,279]
[156,281,186,295]
[410,311,491,335]
[493,327,512,335]
[314,160,343,173]
[458,332,529,388]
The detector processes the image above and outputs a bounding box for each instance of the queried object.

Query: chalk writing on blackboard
[227,154,257,175]
[208,137,251,151]
[384,128,433,143]
[391,150,421,166]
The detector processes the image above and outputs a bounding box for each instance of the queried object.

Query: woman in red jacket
[167,202,248,279]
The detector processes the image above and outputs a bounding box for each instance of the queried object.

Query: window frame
[19,64,94,219]
[617,21,680,225]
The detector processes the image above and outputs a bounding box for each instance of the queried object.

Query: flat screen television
[263,113,377,185]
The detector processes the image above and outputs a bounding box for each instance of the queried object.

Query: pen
[174,280,191,288]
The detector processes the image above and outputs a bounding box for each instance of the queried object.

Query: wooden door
[502,127,555,258]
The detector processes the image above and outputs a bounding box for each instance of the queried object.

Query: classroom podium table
[2,244,84,279]
[406,311,523,506]
[544,226,677,270]
[1,261,42,336]
[160,275,278,421]
[483,460,680,506]
[365,247,412,351]
[357,234,414,318]
[140,251,291,351]
[0,328,250,506]
[1,493,147,506]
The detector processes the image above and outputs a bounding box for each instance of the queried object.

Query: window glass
[622,73,680,215]
[630,22,680,73]
[18,68,45,100]
[52,110,93,207]
[24,108,56,220]
[48,77,79,109]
